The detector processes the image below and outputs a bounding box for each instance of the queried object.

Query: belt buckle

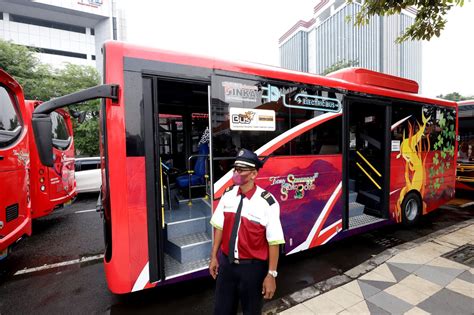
[233,259,240,264]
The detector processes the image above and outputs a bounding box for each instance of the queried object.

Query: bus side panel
[0,70,32,253]
[125,157,150,288]
[0,128,31,251]
[0,167,32,250]
[103,42,134,294]
[390,105,457,222]
[256,155,342,254]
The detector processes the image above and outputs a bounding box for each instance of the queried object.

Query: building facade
[279,0,422,84]
[0,0,126,73]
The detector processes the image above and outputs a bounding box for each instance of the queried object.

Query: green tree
[349,0,466,43]
[55,64,101,156]
[437,92,473,101]
[0,39,101,156]
[322,59,359,75]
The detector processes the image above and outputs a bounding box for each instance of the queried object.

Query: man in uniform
[209,149,285,315]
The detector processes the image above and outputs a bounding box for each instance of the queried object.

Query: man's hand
[209,256,219,280]
[262,274,276,299]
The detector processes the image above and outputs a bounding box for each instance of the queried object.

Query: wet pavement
[0,194,472,314]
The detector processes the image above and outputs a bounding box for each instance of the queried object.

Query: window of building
[91,55,96,60]
[90,28,95,36]
[51,111,71,150]
[9,14,86,34]
[0,12,3,20]
[29,46,87,59]
[112,17,117,40]
[0,86,22,148]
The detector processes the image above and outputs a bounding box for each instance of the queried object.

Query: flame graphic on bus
[395,112,430,222]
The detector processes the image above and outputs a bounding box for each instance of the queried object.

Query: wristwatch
[268,270,278,278]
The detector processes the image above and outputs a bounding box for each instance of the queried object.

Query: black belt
[223,254,266,265]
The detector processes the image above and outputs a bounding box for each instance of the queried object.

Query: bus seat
[176,143,209,188]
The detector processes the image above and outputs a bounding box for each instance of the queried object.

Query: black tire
[401,192,422,226]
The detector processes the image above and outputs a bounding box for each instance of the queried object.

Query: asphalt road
[0,193,472,315]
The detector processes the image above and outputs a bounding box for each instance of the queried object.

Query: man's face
[232,166,257,185]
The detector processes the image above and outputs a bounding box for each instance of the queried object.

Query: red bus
[456,100,474,191]
[0,70,32,260]
[32,41,458,293]
[25,101,76,219]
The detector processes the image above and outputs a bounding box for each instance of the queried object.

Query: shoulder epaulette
[261,191,275,206]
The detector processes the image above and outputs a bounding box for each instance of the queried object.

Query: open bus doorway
[144,77,213,281]
[345,98,390,229]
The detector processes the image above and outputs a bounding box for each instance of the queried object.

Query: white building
[0,0,126,73]
[279,0,422,84]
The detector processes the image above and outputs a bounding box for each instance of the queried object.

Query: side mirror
[78,111,87,124]
[69,109,87,124]
[32,113,54,167]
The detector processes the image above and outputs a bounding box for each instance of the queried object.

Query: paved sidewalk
[268,219,474,315]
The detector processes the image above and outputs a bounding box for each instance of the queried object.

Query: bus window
[0,86,22,148]
[51,111,71,150]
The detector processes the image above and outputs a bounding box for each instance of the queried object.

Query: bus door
[344,97,390,229]
[143,76,212,282]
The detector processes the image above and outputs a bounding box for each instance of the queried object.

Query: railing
[356,150,382,190]
[160,161,172,212]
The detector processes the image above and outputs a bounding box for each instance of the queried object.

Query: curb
[263,218,474,314]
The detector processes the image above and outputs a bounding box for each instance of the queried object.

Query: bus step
[349,191,358,203]
[164,254,210,278]
[166,216,208,239]
[358,190,380,203]
[349,179,356,191]
[349,214,385,229]
[166,232,212,264]
[349,201,365,217]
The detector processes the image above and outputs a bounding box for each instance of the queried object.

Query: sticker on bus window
[222,82,258,103]
[229,107,276,131]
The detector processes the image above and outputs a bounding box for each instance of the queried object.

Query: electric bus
[456,100,474,191]
[26,100,76,219]
[31,41,458,293]
[0,70,32,260]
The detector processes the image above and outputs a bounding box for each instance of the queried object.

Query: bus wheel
[401,192,421,226]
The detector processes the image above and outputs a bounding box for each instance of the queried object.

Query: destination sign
[285,93,342,113]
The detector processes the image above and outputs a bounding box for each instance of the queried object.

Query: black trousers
[214,254,268,315]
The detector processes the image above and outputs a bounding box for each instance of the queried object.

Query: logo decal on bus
[13,150,29,167]
[262,84,342,113]
[229,108,276,131]
[269,173,319,201]
[222,82,258,103]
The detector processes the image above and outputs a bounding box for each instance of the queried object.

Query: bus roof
[459,100,474,106]
[105,41,456,108]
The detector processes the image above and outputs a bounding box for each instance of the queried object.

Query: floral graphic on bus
[395,112,430,222]
[428,110,456,197]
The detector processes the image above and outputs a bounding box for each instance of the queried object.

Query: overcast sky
[123,0,474,98]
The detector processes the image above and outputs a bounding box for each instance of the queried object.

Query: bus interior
[346,100,388,229]
[154,78,213,278]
